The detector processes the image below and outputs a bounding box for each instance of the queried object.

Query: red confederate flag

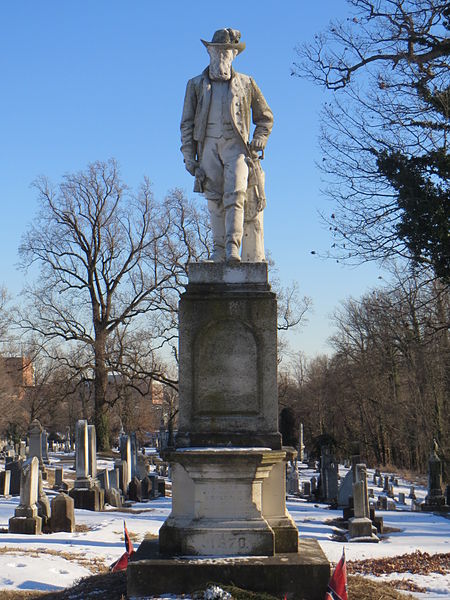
[325,549,348,600]
[110,521,135,572]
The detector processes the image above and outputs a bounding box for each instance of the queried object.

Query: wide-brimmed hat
[201,28,245,54]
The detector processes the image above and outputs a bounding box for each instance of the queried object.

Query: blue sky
[0,1,383,358]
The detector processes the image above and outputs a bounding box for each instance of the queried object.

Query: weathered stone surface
[87,425,97,479]
[5,459,23,495]
[141,476,152,500]
[115,460,130,495]
[105,487,122,508]
[28,420,44,466]
[75,420,91,488]
[9,456,42,534]
[320,446,338,503]
[176,264,281,450]
[50,493,75,532]
[0,470,11,496]
[158,448,293,557]
[337,470,353,507]
[128,476,142,502]
[120,435,132,485]
[98,469,109,490]
[129,538,329,600]
[69,487,104,511]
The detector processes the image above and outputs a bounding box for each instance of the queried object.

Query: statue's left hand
[250,139,265,152]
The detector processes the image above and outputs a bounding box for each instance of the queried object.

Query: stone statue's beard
[209,57,232,81]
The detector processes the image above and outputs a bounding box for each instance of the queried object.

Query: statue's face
[207,47,238,80]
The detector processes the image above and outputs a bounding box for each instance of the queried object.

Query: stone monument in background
[128,29,330,600]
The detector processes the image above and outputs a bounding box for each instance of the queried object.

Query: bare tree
[294,0,449,278]
[17,160,209,449]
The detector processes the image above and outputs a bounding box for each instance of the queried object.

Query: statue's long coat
[180,67,273,165]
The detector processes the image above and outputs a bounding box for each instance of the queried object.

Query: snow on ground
[0,456,449,597]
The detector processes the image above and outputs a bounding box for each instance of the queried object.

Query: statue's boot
[207,199,226,262]
[224,191,245,263]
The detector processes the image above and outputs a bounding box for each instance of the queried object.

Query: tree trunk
[94,332,110,451]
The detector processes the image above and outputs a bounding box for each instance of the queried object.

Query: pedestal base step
[127,538,330,600]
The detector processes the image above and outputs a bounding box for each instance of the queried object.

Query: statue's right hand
[185,159,198,176]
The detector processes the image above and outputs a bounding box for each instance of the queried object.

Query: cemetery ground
[0,455,449,600]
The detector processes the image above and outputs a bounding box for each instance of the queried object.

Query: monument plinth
[176,262,281,451]
[130,264,329,598]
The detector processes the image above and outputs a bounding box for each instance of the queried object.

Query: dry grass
[348,575,416,599]
[0,571,422,600]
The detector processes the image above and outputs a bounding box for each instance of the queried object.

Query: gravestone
[141,476,152,500]
[105,486,122,508]
[0,470,11,496]
[109,468,119,490]
[298,423,305,462]
[87,425,97,480]
[120,434,132,486]
[320,445,338,503]
[303,480,311,497]
[69,420,104,511]
[422,442,448,511]
[383,476,390,493]
[64,426,71,453]
[54,467,64,490]
[409,485,416,499]
[337,470,353,507]
[9,456,42,534]
[286,462,299,494]
[6,458,23,495]
[41,430,50,465]
[19,441,26,458]
[115,459,130,495]
[98,469,110,491]
[348,464,379,542]
[378,495,388,510]
[128,476,142,502]
[28,419,47,478]
[130,432,138,478]
[398,492,406,505]
[37,471,51,528]
[50,493,75,532]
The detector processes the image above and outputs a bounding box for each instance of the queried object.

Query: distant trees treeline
[279,269,449,480]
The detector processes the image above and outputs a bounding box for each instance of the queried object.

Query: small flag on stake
[325,548,348,600]
[110,520,135,572]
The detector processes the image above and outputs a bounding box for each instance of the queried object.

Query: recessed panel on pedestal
[194,319,259,416]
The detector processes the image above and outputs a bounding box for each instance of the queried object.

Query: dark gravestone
[0,470,11,496]
[141,476,152,500]
[105,487,122,508]
[6,459,23,495]
[128,476,142,502]
[157,478,166,497]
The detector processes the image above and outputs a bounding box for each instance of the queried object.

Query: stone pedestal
[175,263,281,450]
[130,263,323,597]
[155,448,297,557]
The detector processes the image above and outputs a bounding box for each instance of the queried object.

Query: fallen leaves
[348,550,450,576]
